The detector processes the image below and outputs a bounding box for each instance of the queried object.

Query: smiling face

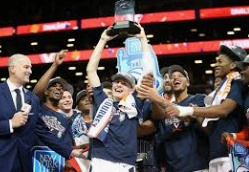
[112,78,134,101]
[45,82,64,101]
[58,91,73,111]
[215,54,234,78]
[171,71,189,94]
[163,73,173,93]
[77,95,91,112]
[9,55,32,86]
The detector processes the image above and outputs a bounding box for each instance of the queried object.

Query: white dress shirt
[7,79,25,133]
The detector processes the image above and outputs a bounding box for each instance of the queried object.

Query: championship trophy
[107,0,141,37]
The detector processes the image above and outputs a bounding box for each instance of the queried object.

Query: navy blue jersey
[137,100,159,168]
[91,86,145,165]
[37,104,73,147]
[138,100,158,140]
[209,80,244,160]
[70,110,90,139]
[160,94,209,172]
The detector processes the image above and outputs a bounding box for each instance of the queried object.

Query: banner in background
[17,20,78,35]
[116,37,163,94]
[0,27,14,37]
[1,38,249,67]
[32,146,65,172]
[229,142,249,172]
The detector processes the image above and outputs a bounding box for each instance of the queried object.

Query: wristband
[177,106,194,117]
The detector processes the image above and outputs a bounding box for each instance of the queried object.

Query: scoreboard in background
[0,27,14,37]
[200,6,249,19]
[81,10,195,29]
[1,6,249,37]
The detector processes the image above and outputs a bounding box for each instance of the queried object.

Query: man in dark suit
[0,53,84,172]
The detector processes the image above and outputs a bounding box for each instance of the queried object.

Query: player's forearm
[33,63,58,99]
[140,37,150,53]
[137,120,157,137]
[176,105,229,118]
[152,104,165,119]
[151,96,170,119]
[192,105,229,118]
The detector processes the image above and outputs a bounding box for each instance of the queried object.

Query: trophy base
[107,21,140,36]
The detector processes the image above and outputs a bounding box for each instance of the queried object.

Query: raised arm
[166,98,238,118]
[33,50,66,99]
[133,23,150,54]
[136,73,174,119]
[86,27,117,87]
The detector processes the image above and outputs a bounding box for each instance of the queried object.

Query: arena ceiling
[0,0,248,93]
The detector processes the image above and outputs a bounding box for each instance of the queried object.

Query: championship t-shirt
[91,86,146,165]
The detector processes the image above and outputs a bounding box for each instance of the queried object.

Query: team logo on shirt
[41,115,66,138]
[164,116,180,126]
[71,115,88,138]
[164,117,183,132]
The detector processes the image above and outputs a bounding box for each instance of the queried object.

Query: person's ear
[9,66,15,73]
[186,81,190,87]
[230,62,237,70]
[130,87,135,93]
[44,90,48,96]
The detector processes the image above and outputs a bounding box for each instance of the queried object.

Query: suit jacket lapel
[2,82,16,113]
[23,88,30,103]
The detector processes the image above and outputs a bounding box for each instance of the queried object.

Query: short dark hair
[75,90,87,105]
[160,67,169,77]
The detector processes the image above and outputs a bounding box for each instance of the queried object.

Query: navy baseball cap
[219,45,247,62]
[169,65,189,81]
[235,55,249,70]
[47,78,67,89]
[75,90,87,105]
[63,83,74,96]
[46,78,73,95]
[111,72,136,88]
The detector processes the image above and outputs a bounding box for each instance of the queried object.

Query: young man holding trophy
[86,22,152,171]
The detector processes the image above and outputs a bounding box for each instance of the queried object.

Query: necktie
[15,89,22,111]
